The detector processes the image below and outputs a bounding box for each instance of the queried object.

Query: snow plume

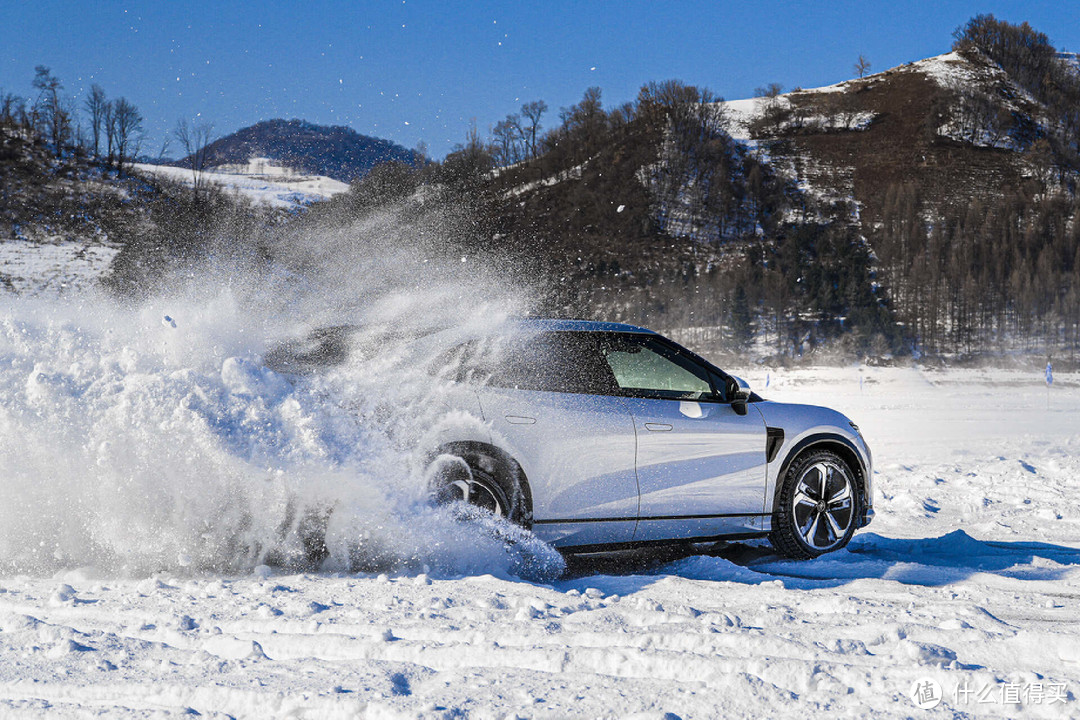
[0,193,564,581]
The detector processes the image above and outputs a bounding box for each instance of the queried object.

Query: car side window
[479,331,617,395]
[599,334,717,401]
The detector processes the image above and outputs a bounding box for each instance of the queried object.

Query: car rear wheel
[770,449,860,559]
[429,445,531,527]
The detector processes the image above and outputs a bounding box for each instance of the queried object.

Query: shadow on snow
[554,529,1080,594]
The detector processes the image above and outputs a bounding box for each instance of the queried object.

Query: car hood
[753,400,864,449]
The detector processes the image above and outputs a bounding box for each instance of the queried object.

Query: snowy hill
[714,50,1048,212]
[175,119,422,183]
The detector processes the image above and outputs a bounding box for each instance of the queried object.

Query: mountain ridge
[173,118,421,183]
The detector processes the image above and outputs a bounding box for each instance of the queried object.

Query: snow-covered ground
[720,87,872,143]
[132,162,350,210]
[502,162,587,199]
[1,289,1078,717]
[0,239,120,296]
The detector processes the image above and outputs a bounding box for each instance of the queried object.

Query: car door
[473,331,639,548]
[596,333,768,542]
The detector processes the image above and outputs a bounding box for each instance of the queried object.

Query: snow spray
[0,195,563,581]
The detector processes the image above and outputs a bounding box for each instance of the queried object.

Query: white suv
[411,319,874,559]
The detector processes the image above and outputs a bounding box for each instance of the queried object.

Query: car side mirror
[727,376,752,416]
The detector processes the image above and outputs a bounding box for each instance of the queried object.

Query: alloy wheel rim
[445,478,507,517]
[792,461,854,551]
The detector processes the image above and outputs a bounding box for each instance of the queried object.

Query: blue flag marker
[1046,362,1053,386]
[765,373,770,388]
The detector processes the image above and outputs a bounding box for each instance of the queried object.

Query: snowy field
[0,240,120,296]
[131,163,350,210]
[1,295,1078,718]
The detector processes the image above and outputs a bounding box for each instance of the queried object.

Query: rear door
[474,331,639,548]
[596,333,768,542]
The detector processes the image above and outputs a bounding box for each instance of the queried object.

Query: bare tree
[156,135,172,163]
[32,65,71,156]
[607,101,637,130]
[85,84,107,158]
[103,100,116,165]
[754,83,787,134]
[855,54,871,78]
[413,139,428,164]
[174,118,216,192]
[0,90,26,128]
[441,119,493,184]
[755,82,783,99]
[519,100,547,158]
[15,98,32,132]
[64,96,84,155]
[491,114,523,166]
[560,87,606,157]
[112,98,142,173]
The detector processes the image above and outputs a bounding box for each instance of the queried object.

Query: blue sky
[2,1,1079,160]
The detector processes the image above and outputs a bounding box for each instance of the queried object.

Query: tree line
[873,183,1080,357]
[1,66,144,172]
[952,14,1080,178]
[426,77,893,358]
[1,66,216,187]
[11,13,1080,361]
[862,16,1080,358]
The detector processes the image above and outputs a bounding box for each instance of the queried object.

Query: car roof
[506,318,656,335]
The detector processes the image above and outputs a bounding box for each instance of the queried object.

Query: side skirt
[556,531,770,555]
[534,512,771,525]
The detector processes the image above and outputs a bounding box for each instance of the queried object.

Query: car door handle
[644,422,673,432]
[505,415,536,425]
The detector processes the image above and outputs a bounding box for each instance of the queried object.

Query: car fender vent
[766,427,785,463]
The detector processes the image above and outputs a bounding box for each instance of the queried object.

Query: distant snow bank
[0,239,120,295]
[502,160,587,198]
[133,162,350,209]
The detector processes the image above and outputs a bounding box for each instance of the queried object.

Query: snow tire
[770,449,861,559]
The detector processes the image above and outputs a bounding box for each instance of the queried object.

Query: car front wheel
[770,449,861,559]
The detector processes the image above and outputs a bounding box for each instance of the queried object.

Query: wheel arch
[429,441,535,527]
[771,433,867,510]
